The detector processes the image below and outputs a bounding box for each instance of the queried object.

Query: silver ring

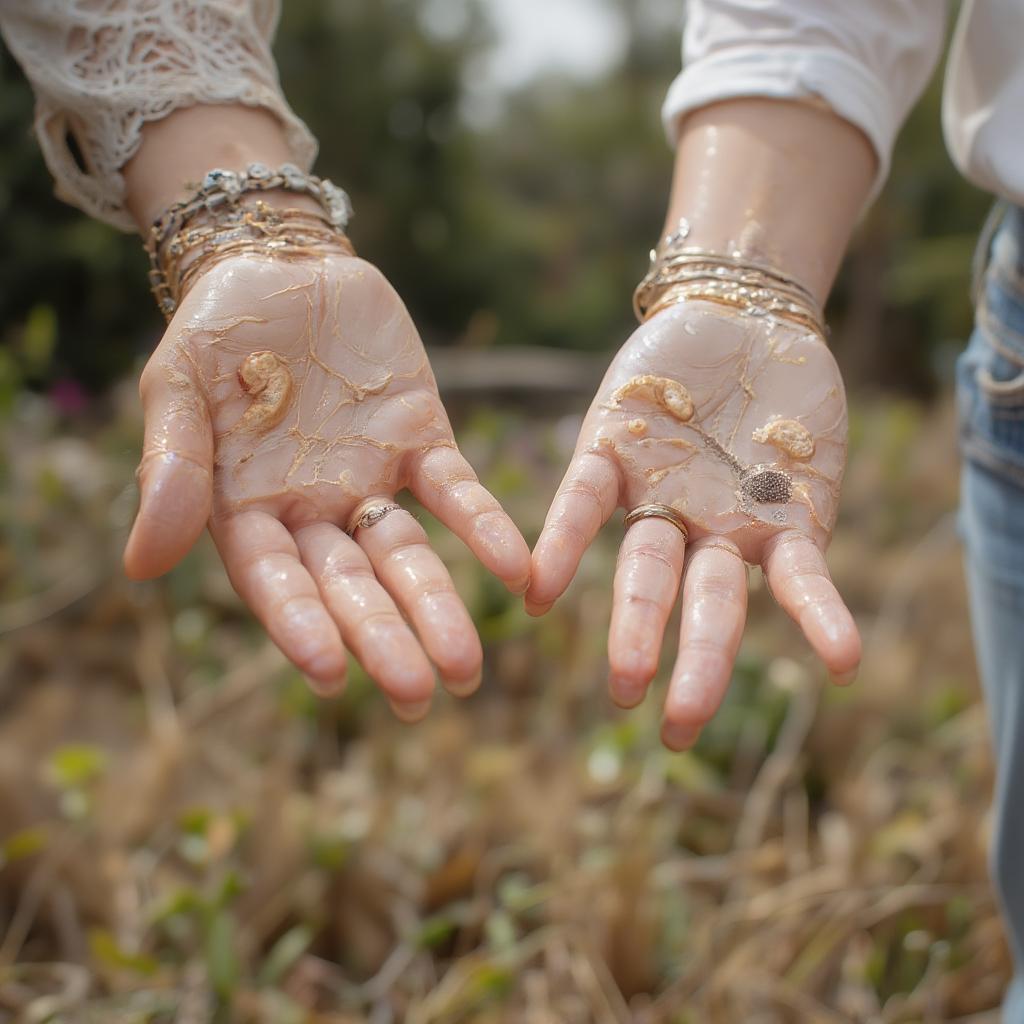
[347,502,402,535]
[623,502,689,541]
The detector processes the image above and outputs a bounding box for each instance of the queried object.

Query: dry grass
[0,379,1009,1023]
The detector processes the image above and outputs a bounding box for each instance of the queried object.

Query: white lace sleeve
[0,0,317,231]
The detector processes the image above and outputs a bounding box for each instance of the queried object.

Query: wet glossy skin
[591,303,844,554]
[124,252,531,717]
[527,300,861,749]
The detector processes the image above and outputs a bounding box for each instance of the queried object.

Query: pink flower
[49,377,88,416]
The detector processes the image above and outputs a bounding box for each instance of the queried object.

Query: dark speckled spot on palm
[740,465,793,505]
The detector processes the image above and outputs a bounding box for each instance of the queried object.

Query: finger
[354,504,483,693]
[526,450,620,615]
[761,530,861,682]
[294,522,435,709]
[210,510,347,692]
[662,539,748,749]
[607,518,686,708]
[407,445,531,595]
[124,359,213,579]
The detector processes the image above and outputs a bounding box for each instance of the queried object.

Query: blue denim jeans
[957,204,1024,1021]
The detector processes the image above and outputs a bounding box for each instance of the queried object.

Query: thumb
[123,358,213,579]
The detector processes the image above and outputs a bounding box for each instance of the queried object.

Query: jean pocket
[957,324,1024,486]
[972,312,1024,416]
[976,362,1024,408]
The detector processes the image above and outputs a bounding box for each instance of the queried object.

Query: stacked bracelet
[640,278,824,336]
[633,219,825,337]
[145,162,355,319]
[160,202,355,317]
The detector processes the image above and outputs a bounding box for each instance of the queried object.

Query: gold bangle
[643,281,826,339]
[173,234,355,307]
[634,257,821,322]
[632,245,826,337]
[148,201,355,320]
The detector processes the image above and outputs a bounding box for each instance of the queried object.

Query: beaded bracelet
[145,163,355,318]
[149,201,355,320]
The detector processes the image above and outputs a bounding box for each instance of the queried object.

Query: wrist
[123,103,317,230]
[661,98,876,305]
[146,170,354,318]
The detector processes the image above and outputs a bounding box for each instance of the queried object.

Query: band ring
[623,502,689,542]
[347,502,403,536]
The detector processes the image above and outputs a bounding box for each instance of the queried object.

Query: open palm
[125,253,530,717]
[527,301,861,748]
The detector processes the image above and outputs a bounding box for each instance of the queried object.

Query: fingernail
[443,670,482,698]
[306,649,346,682]
[662,721,701,751]
[608,675,646,709]
[830,668,858,687]
[524,599,553,617]
[305,673,346,698]
[508,574,531,597]
[389,697,432,723]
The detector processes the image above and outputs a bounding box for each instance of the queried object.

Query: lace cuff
[0,0,317,232]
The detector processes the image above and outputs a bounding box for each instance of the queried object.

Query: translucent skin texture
[528,301,860,750]
[589,302,845,560]
[183,259,452,523]
[125,253,531,714]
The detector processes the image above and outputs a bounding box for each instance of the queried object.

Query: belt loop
[971,200,1009,307]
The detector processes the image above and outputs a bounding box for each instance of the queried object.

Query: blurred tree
[0,48,153,392]
[459,0,678,353]
[275,0,495,341]
[278,0,677,355]
[0,0,995,397]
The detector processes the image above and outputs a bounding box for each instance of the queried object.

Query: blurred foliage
[0,3,1010,1018]
[0,0,991,398]
[0,380,1005,1019]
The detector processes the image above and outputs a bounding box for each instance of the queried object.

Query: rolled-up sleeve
[663,1,948,200]
[0,0,317,231]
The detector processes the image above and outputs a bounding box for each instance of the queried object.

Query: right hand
[527,299,861,749]
[124,251,531,719]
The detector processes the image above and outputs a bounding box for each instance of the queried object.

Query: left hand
[526,300,861,749]
[124,252,532,716]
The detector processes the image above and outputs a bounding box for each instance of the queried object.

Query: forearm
[662,98,877,306]
[123,104,319,232]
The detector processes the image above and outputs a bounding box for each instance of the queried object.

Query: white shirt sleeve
[663,1,949,201]
[0,0,317,231]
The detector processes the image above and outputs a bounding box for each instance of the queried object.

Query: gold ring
[623,502,689,541]
[348,502,402,535]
